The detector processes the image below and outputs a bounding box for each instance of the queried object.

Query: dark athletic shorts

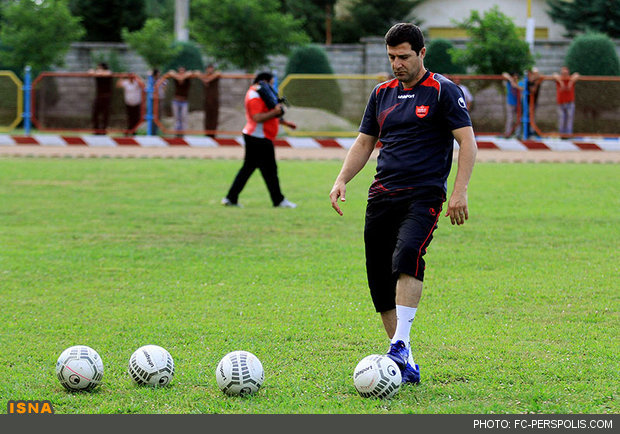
[364,187,445,313]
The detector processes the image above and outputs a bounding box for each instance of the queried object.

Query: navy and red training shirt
[359,70,472,199]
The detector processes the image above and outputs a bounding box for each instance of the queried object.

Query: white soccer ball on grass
[353,354,401,399]
[128,345,175,387]
[215,350,264,396]
[56,345,104,391]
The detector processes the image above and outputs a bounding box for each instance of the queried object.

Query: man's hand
[281,119,297,129]
[329,180,346,216]
[445,190,468,225]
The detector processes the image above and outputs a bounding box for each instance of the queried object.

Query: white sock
[391,305,417,348]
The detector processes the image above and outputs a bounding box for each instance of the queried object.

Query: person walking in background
[116,73,143,135]
[89,62,112,135]
[329,23,477,385]
[454,77,473,111]
[199,64,221,137]
[502,71,523,138]
[553,66,580,137]
[168,66,193,136]
[222,71,298,209]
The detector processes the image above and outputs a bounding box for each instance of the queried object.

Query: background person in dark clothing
[89,63,112,134]
[199,64,221,137]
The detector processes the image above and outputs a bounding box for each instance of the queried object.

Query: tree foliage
[164,41,204,72]
[547,0,620,39]
[279,0,336,44]
[425,39,466,74]
[69,0,146,42]
[565,32,620,118]
[566,32,620,76]
[332,0,425,43]
[189,0,309,72]
[122,18,178,69]
[0,0,85,75]
[144,0,174,31]
[453,6,534,75]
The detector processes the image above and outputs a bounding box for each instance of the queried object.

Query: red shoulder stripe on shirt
[420,73,441,98]
[376,78,399,95]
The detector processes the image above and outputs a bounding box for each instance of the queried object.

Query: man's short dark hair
[253,71,273,84]
[385,23,425,54]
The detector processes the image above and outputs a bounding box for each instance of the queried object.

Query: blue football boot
[386,340,409,370]
[401,362,421,384]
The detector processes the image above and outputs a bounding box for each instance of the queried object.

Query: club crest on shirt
[415,105,429,118]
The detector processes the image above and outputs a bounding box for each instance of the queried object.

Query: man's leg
[384,194,442,383]
[566,102,575,135]
[257,139,285,206]
[383,278,423,384]
[558,104,567,134]
[379,274,421,339]
[225,135,259,204]
[180,102,188,132]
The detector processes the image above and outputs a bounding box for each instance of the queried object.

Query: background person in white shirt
[117,74,143,135]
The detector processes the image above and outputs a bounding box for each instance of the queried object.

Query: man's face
[387,42,426,87]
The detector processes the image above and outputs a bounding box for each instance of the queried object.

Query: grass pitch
[0,158,617,414]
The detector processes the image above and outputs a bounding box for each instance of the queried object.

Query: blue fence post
[146,73,154,136]
[522,72,529,140]
[272,69,278,91]
[23,66,32,135]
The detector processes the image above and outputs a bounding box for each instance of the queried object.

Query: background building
[411,0,567,40]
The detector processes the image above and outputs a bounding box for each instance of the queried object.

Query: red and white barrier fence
[0,134,619,151]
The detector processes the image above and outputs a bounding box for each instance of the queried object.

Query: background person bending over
[222,71,297,209]
[329,23,477,385]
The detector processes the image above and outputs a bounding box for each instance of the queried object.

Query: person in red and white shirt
[222,71,297,208]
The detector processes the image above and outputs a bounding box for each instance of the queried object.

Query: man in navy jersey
[329,23,477,384]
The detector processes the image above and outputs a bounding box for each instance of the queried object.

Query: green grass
[0,158,618,414]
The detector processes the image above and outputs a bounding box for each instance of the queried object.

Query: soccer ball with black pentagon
[56,345,104,391]
[215,350,264,396]
[128,345,174,387]
[353,354,401,399]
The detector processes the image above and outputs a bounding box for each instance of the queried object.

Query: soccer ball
[128,345,175,387]
[56,345,104,391]
[353,354,401,399]
[215,350,264,396]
